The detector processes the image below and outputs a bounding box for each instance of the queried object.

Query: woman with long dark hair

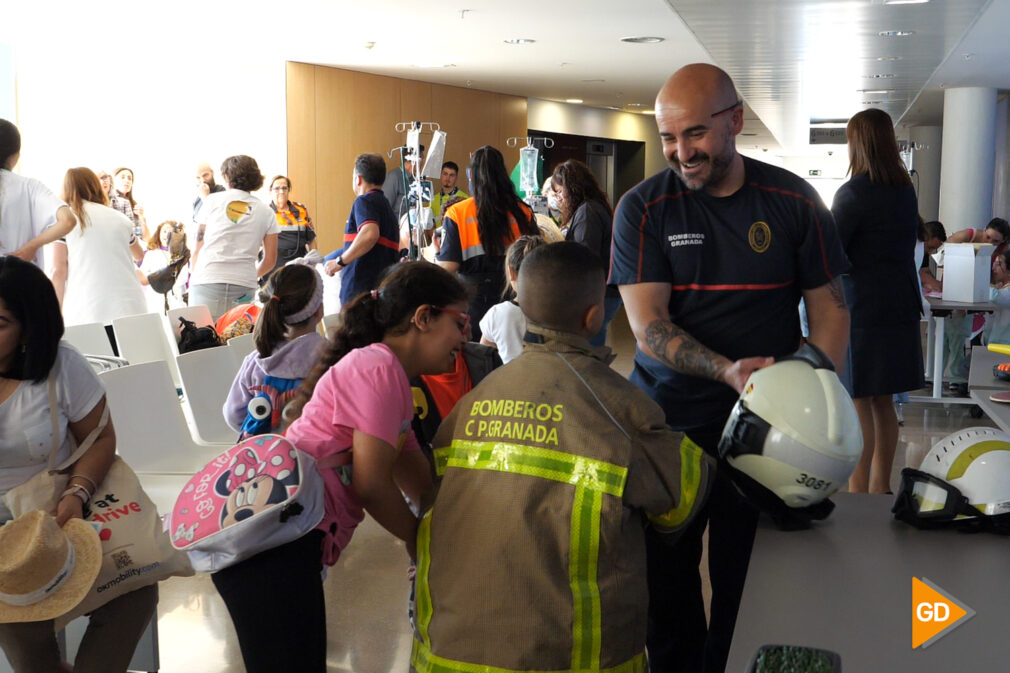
[435,145,538,340]
[832,108,923,493]
[111,167,149,242]
[551,159,621,346]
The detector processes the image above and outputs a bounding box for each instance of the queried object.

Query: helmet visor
[893,468,979,521]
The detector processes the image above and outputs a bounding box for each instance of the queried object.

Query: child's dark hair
[286,262,467,421]
[255,264,319,357]
[518,242,605,334]
[986,218,1010,243]
[918,220,946,243]
[503,235,546,299]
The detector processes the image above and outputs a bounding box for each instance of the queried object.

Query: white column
[992,95,1009,221]
[909,126,942,222]
[938,87,998,235]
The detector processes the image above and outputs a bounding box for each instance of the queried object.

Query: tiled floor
[136,310,992,672]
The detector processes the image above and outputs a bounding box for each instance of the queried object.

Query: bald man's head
[654,63,745,195]
[657,64,738,115]
[196,161,216,189]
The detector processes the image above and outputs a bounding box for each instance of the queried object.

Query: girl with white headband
[223,261,325,438]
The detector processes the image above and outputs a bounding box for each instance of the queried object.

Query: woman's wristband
[70,474,98,495]
[61,484,91,506]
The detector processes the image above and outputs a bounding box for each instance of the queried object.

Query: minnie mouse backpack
[169,434,346,572]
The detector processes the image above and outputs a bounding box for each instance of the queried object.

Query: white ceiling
[6,0,1009,155]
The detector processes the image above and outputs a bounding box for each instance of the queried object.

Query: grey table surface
[967,345,1010,391]
[725,493,1010,673]
[925,296,997,313]
[969,389,1010,435]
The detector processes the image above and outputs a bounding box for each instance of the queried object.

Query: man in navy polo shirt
[325,153,400,305]
[610,64,851,673]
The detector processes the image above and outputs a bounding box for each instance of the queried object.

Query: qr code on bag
[112,550,133,570]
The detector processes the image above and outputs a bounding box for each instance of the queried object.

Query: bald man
[609,64,850,673]
[193,160,225,219]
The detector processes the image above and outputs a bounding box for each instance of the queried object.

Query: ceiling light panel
[662,0,988,150]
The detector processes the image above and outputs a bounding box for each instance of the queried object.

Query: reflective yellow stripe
[431,438,627,670]
[411,638,646,673]
[434,440,627,497]
[647,436,705,530]
[415,510,434,646]
[570,485,602,668]
[946,440,1010,480]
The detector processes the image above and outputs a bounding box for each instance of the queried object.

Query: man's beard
[669,138,735,191]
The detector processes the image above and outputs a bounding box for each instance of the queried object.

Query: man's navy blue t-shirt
[609,156,850,432]
[326,188,400,305]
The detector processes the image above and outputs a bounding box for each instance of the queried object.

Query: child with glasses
[210,261,468,673]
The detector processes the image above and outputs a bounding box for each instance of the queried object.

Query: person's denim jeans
[590,295,624,348]
[188,283,256,322]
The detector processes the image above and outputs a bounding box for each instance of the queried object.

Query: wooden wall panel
[498,94,529,175]
[287,64,529,256]
[431,84,503,186]
[285,62,316,224]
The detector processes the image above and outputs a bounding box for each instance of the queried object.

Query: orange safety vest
[444,198,532,262]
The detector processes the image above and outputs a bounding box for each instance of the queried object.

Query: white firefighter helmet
[893,427,1010,528]
[718,344,862,515]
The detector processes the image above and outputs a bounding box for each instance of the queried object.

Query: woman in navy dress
[832,108,923,494]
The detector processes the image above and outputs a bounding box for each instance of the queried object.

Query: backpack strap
[315,450,353,470]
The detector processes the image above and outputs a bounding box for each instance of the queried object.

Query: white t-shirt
[0,170,66,268]
[479,301,527,364]
[0,343,105,521]
[192,189,280,288]
[61,202,147,327]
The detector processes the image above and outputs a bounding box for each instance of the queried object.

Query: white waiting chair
[64,322,115,357]
[322,312,341,339]
[176,346,242,445]
[99,360,224,473]
[164,305,214,356]
[84,354,130,373]
[112,313,181,387]
[227,332,256,364]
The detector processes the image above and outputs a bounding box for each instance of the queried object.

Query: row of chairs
[64,307,255,466]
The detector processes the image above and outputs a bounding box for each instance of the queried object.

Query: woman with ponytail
[211,261,468,673]
[222,262,325,439]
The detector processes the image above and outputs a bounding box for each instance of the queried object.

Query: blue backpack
[241,374,303,438]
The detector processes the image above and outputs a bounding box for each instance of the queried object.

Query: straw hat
[0,510,101,623]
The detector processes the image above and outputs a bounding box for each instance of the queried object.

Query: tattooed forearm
[826,277,846,310]
[644,319,729,381]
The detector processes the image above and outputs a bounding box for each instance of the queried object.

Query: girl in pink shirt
[211,261,469,673]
